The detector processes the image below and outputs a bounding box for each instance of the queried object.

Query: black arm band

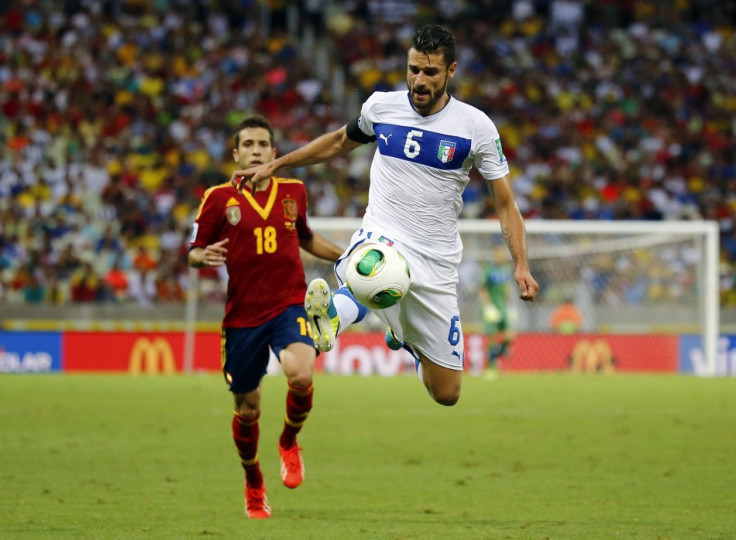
[346,117,376,144]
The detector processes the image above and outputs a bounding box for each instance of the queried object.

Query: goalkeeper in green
[480,247,515,372]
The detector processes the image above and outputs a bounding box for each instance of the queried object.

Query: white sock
[333,293,360,335]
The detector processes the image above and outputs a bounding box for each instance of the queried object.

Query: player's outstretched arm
[489,176,539,302]
[231,125,363,192]
[299,232,344,263]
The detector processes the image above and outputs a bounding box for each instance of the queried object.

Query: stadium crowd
[0,0,735,309]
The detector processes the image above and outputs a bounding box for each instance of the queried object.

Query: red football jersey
[190,178,313,327]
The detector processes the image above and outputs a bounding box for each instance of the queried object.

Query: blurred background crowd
[1,0,735,310]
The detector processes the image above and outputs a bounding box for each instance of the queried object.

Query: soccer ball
[345,243,411,309]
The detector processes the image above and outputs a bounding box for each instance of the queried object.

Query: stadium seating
[0,1,734,309]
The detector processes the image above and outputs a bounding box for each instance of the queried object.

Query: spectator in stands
[70,264,101,303]
[550,298,584,334]
[155,274,185,303]
[95,226,123,254]
[103,259,130,302]
[128,266,158,307]
[54,244,82,282]
[22,270,45,304]
[133,246,157,273]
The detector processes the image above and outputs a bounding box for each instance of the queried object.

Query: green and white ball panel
[346,243,411,310]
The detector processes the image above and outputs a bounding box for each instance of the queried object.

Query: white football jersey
[356,90,509,264]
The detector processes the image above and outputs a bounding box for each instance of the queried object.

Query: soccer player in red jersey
[188,114,343,519]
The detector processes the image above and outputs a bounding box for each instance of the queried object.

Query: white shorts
[334,227,465,371]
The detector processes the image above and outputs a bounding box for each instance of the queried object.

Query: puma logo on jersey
[379,133,392,145]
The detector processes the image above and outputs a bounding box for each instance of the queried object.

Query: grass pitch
[1,373,735,539]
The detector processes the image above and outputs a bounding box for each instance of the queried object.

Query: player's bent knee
[234,392,261,418]
[282,361,313,388]
[421,360,462,406]
[426,379,461,406]
[287,373,313,389]
[431,389,460,406]
[280,343,315,387]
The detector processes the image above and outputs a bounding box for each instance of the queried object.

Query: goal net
[301,218,719,376]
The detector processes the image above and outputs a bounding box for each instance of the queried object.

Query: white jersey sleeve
[472,113,509,181]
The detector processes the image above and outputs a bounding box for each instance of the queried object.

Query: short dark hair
[233,113,274,148]
[409,25,455,66]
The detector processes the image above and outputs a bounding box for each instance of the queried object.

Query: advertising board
[3,330,725,376]
[0,331,61,373]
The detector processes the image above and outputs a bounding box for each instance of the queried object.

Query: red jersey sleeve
[295,182,313,241]
[190,183,228,249]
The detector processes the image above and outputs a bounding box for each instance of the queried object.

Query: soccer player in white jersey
[232,25,539,406]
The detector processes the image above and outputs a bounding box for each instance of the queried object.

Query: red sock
[232,412,263,488]
[279,382,313,449]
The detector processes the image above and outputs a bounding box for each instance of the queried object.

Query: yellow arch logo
[570,339,615,374]
[128,337,176,374]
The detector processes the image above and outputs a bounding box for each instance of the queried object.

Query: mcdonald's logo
[129,337,176,374]
[569,338,616,374]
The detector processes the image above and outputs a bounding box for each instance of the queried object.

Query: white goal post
[305,218,719,375]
